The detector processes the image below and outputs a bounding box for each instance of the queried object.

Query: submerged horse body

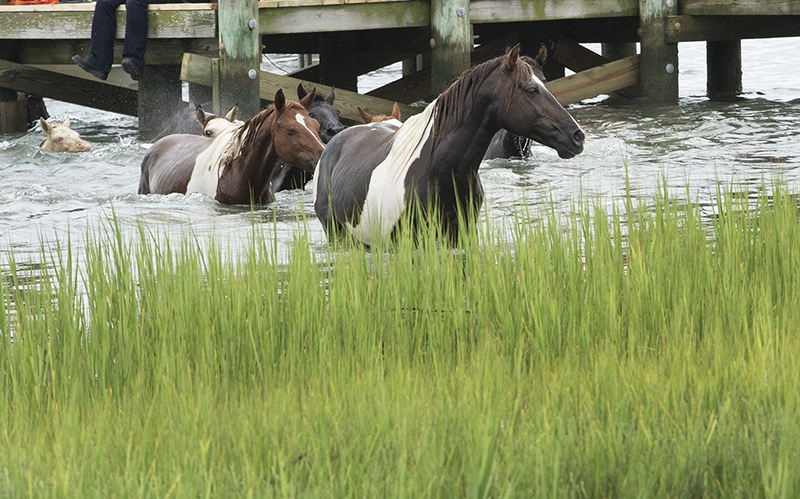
[313,45,584,245]
[139,89,325,205]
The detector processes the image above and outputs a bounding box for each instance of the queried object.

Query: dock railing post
[638,0,678,103]
[218,0,261,119]
[430,0,471,96]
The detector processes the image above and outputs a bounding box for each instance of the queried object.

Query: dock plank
[546,55,640,106]
[0,3,217,39]
[682,0,800,16]
[470,0,638,24]
[258,0,430,34]
[0,59,138,116]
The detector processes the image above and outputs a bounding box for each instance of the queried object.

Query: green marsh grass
[2,184,800,497]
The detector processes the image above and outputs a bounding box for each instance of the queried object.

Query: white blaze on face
[295,113,326,149]
[344,100,436,245]
[185,127,239,198]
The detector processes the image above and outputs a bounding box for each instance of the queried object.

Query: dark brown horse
[483,46,549,160]
[313,45,584,244]
[139,89,325,205]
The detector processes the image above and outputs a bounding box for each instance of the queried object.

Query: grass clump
[1,185,800,497]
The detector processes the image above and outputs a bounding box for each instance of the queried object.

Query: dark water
[1,39,799,270]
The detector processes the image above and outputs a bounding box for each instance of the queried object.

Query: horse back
[139,134,213,195]
[313,123,396,235]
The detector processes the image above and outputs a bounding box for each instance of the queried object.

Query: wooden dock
[0,0,798,135]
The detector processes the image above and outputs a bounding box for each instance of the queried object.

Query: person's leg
[88,0,126,72]
[120,0,150,71]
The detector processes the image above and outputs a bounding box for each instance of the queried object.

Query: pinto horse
[139,89,325,205]
[313,45,584,245]
[269,84,346,193]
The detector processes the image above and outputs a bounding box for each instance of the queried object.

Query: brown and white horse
[39,117,91,153]
[139,89,325,205]
[313,45,584,244]
[358,102,402,125]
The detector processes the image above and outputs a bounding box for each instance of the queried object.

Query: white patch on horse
[345,100,437,245]
[185,126,240,198]
[295,113,326,149]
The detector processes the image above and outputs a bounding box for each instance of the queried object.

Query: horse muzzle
[557,128,585,159]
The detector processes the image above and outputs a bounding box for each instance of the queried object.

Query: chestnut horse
[269,84,346,193]
[313,45,584,245]
[139,89,324,205]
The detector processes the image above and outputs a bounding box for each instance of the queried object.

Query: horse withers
[269,84,346,193]
[313,44,584,245]
[39,117,91,153]
[139,88,325,205]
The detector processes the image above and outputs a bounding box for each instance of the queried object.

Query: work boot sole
[72,55,108,81]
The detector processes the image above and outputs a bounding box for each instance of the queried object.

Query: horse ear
[39,117,50,133]
[358,107,372,124]
[63,116,71,128]
[226,104,239,122]
[274,88,286,113]
[536,43,548,67]
[297,83,307,100]
[299,87,317,109]
[391,102,401,121]
[326,87,336,105]
[196,105,208,126]
[507,43,522,70]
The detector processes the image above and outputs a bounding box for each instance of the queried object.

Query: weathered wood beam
[12,39,219,65]
[430,0,471,95]
[258,1,430,34]
[665,15,800,42]
[682,0,800,16]
[639,0,678,103]
[218,0,260,119]
[0,59,138,116]
[469,0,638,24]
[181,52,421,123]
[546,54,639,106]
[366,32,526,104]
[551,35,608,73]
[0,3,216,40]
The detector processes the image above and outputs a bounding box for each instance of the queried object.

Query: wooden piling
[218,0,260,119]
[639,0,678,103]
[706,40,742,100]
[430,0,471,96]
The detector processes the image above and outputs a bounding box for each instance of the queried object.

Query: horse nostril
[573,129,585,144]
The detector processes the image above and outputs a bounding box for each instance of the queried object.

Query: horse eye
[57,137,63,142]
[336,109,340,115]
[526,86,540,95]
[204,130,212,137]
[309,113,316,119]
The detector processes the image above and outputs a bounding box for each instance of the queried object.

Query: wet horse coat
[139,89,324,205]
[269,84,346,192]
[313,45,584,244]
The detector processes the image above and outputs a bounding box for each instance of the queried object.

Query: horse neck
[428,93,501,180]
[222,117,281,201]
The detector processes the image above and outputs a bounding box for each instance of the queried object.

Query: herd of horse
[38,45,585,245]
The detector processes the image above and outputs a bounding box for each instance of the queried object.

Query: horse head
[298,83,345,143]
[357,102,401,124]
[196,104,243,138]
[271,88,326,173]
[39,117,91,153]
[491,44,584,159]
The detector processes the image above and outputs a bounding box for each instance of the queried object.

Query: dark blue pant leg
[88,0,126,72]
[120,0,150,67]
[123,0,173,68]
